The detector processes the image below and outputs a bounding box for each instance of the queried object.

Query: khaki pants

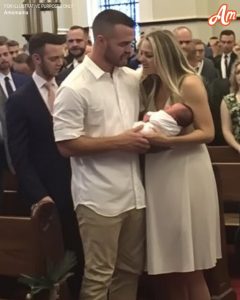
[76,205,145,300]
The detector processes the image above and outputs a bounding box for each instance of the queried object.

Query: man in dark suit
[214,30,237,79]
[0,42,29,212]
[193,39,219,84]
[0,41,29,96]
[6,32,83,300]
[0,40,30,94]
[57,25,87,84]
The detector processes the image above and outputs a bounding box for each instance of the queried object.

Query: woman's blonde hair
[230,59,240,94]
[140,30,195,111]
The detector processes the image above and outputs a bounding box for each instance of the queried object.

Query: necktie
[44,82,55,113]
[4,76,14,97]
[224,54,229,77]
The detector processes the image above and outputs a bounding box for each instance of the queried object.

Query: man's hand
[31,196,54,217]
[116,125,150,153]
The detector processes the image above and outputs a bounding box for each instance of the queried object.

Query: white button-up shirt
[221,52,231,78]
[53,56,145,216]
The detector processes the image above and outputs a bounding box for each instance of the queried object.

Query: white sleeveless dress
[145,143,222,274]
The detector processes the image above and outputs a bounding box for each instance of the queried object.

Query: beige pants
[76,205,145,300]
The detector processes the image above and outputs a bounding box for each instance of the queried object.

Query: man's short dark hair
[68,25,88,38]
[29,32,65,56]
[192,38,204,47]
[220,30,235,39]
[6,40,19,47]
[69,25,85,31]
[0,41,7,47]
[0,36,8,44]
[92,9,135,39]
[13,53,29,63]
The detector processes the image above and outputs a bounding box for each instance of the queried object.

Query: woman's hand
[144,131,171,147]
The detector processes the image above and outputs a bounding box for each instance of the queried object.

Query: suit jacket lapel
[0,85,7,129]
[31,79,53,117]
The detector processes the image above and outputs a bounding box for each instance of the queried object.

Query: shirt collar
[223,52,231,59]
[32,71,58,89]
[83,55,124,80]
[0,71,13,81]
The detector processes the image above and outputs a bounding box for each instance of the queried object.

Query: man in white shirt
[54,9,149,300]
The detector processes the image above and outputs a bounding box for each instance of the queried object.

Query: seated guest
[221,60,240,152]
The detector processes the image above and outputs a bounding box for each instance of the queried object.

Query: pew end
[0,199,71,300]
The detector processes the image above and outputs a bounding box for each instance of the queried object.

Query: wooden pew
[207,146,240,163]
[204,163,238,300]
[1,170,29,216]
[205,147,240,299]
[0,199,70,300]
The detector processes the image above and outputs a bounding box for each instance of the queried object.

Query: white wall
[0,0,26,45]
[1,0,240,46]
[57,0,73,33]
[139,0,240,43]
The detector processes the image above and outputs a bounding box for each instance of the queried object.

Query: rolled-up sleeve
[53,86,87,142]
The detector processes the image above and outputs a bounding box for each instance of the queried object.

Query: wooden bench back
[213,163,240,203]
[0,216,43,277]
[207,146,240,163]
[0,199,70,300]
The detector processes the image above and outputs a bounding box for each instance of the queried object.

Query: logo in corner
[208,4,237,26]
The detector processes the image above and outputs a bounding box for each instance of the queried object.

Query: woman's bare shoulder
[181,74,203,88]
[180,74,207,103]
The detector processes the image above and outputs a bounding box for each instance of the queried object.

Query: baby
[134,102,193,136]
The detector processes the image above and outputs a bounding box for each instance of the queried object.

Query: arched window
[87,0,140,43]
[98,0,139,26]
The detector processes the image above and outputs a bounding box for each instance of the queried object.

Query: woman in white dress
[138,30,222,300]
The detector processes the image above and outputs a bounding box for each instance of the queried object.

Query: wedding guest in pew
[214,30,237,80]
[221,60,240,153]
[56,25,88,84]
[12,53,34,76]
[6,32,83,300]
[138,30,221,300]
[0,41,30,213]
[6,40,20,60]
[207,78,230,145]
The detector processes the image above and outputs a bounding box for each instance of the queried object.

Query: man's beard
[69,48,85,59]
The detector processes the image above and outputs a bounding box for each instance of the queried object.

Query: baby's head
[165,103,193,127]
